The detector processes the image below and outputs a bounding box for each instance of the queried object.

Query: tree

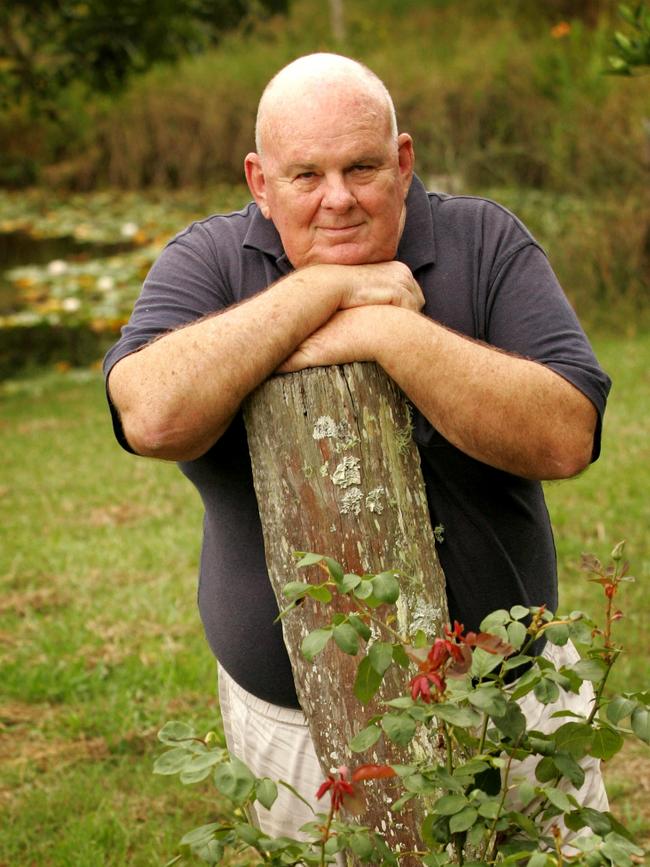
[0,0,289,110]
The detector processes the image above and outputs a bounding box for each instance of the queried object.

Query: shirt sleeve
[102,222,234,451]
[482,234,611,460]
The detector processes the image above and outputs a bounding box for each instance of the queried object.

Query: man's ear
[244,153,271,218]
[397,133,415,197]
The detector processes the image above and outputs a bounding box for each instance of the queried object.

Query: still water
[0,231,132,314]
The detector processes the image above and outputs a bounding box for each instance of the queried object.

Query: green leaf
[507,620,527,649]
[480,609,511,630]
[349,724,382,753]
[471,648,503,679]
[543,786,573,813]
[214,757,256,805]
[295,552,324,567]
[590,725,624,760]
[348,832,374,858]
[282,580,311,600]
[433,703,483,727]
[180,764,214,784]
[492,700,527,740]
[422,853,452,867]
[387,696,416,709]
[255,778,278,810]
[477,797,502,819]
[180,823,220,846]
[510,810,539,838]
[391,792,415,812]
[392,643,410,668]
[381,713,417,746]
[528,734,556,756]
[435,793,468,815]
[301,628,332,662]
[552,751,585,788]
[323,557,344,583]
[468,686,507,717]
[601,830,646,863]
[371,571,400,604]
[554,721,594,758]
[153,747,192,775]
[571,658,607,682]
[503,653,534,671]
[348,614,371,640]
[510,604,530,620]
[353,579,374,600]
[544,623,570,645]
[631,705,650,743]
[180,751,222,773]
[333,622,359,655]
[422,813,451,847]
[517,780,537,808]
[354,654,383,704]
[565,807,612,836]
[534,677,560,705]
[449,806,478,833]
[526,854,552,867]
[606,695,637,725]
[535,756,558,783]
[307,584,332,603]
[369,641,394,675]
[234,823,261,846]
[158,720,195,744]
[341,572,362,592]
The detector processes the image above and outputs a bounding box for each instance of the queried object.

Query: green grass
[1,334,648,863]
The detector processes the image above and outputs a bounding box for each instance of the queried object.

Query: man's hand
[278,263,424,373]
[278,307,378,373]
[304,261,424,313]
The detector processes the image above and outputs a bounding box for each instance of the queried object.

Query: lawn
[0,333,648,864]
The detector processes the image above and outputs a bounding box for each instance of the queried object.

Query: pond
[0,231,133,314]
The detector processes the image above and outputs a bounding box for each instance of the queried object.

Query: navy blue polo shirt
[104,176,611,708]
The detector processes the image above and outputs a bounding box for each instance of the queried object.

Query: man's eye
[351,165,373,173]
[296,172,317,181]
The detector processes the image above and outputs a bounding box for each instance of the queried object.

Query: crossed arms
[107,261,597,480]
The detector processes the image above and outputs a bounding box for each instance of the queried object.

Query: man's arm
[107,261,423,461]
[278,304,598,481]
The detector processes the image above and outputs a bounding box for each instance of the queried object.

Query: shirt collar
[242,173,436,273]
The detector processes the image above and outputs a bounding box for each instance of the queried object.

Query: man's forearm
[280,304,597,480]
[108,271,340,460]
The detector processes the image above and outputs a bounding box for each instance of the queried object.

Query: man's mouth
[317,224,363,237]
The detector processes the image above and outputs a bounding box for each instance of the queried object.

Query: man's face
[245,92,414,268]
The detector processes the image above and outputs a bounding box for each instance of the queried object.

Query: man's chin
[302,244,386,268]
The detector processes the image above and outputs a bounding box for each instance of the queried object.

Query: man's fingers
[337,261,423,311]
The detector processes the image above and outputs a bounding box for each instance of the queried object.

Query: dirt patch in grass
[0,729,109,775]
[0,701,108,776]
[16,418,72,435]
[0,587,69,616]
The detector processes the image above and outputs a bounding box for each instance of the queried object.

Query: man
[104,54,611,840]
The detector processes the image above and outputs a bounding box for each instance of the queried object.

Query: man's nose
[321,174,356,211]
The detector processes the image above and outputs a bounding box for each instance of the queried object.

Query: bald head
[255,53,398,156]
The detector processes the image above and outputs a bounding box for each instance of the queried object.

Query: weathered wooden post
[244,362,449,861]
